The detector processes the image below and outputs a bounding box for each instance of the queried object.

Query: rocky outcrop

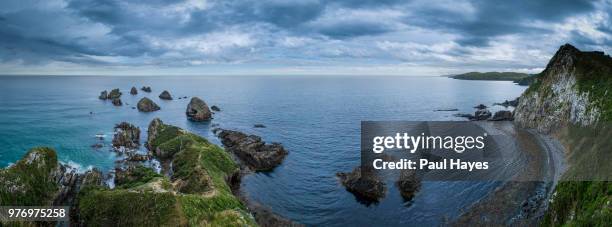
[186,97,212,121]
[141,86,152,92]
[112,122,140,150]
[514,44,610,133]
[490,110,514,121]
[130,87,138,95]
[216,129,288,171]
[211,105,221,111]
[337,167,386,202]
[397,170,420,201]
[108,88,121,99]
[495,97,520,107]
[253,124,266,128]
[99,90,108,100]
[474,104,487,109]
[159,90,172,100]
[112,98,122,106]
[137,97,160,112]
[474,109,492,120]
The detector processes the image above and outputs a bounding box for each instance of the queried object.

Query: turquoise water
[0,75,525,226]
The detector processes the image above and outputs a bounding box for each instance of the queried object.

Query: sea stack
[99,90,108,100]
[186,97,212,121]
[337,167,386,202]
[112,122,140,150]
[112,98,123,106]
[130,87,138,95]
[107,88,122,99]
[159,90,172,100]
[137,97,160,112]
[141,86,152,92]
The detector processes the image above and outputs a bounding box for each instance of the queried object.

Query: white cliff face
[514,44,601,134]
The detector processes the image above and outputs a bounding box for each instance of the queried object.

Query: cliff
[514,44,612,133]
[514,44,612,226]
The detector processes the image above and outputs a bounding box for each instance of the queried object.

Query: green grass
[0,147,59,206]
[450,72,531,81]
[78,188,182,227]
[542,181,611,226]
[115,165,163,189]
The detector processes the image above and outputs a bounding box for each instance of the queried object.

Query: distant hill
[449,72,531,81]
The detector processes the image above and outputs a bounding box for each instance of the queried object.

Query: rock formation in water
[397,170,421,201]
[473,109,492,120]
[337,167,386,202]
[474,104,487,109]
[112,122,140,150]
[141,86,151,92]
[112,98,122,106]
[99,90,108,100]
[159,90,172,100]
[216,129,288,171]
[130,87,138,95]
[211,105,221,111]
[107,88,121,99]
[186,97,212,121]
[137,97,160,112]
[495,97,520,107]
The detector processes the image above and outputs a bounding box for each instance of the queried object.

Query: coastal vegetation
[450,72,531,81]
[514,44,612,226]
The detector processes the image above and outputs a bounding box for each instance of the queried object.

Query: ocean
[0,75,526,226]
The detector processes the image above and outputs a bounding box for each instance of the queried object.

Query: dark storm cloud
[0,0,610,70]
[406,0,597,46]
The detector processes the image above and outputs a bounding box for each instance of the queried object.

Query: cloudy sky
[1,0,611,76]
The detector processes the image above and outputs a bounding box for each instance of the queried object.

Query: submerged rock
[99,90,108,100]
[137,97,160,112]
[130,86,138,95]
[211,105,221,111]
[112,98,122,106]
[490,110,514,121]
[397,170,420,201]
[186,97,212,121]
[159,90,172,100]
[474,104,487,109]
[107,88,122,99]
[141,86,152,92]
[253,124,266,128]
[217,129,287,171]
[337,167,386,202]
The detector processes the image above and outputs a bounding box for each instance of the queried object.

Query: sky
[1,0,611,76]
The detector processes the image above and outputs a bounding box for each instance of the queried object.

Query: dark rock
[454,113,474,119]
[141,86,152,92]
[397,170,420,201]
[337,167,386,202]
[435,108,458,111]
[130,86,138,95]
[91,143,103,149]
[211,105,221,111]
[107,88,122,99]
[490,110,514,121]
[186,97,212,121]
[183,96,187,99]
[112,122,140,150]
[474,104,487,109]
[131,107,136,109]
[495,97,520,107]
[253,124,266,128]
[159,90,172,100]
[137,97,160,112]
[99,90,108,100]
[217,129,287,171]
[473,109,492,120]
[112,98,122,106]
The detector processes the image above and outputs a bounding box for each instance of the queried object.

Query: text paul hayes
[370,133,489,171]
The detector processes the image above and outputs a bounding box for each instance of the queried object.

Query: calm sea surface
[0,75,525,226]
